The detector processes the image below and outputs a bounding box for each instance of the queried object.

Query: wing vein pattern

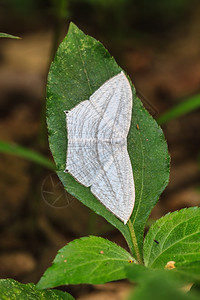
[65,72,135,224]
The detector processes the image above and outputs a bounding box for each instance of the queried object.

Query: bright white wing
[66,100,115,186]
[66,100,100,186]
[66,72,135,223]
[90,71,132,139]
[66,141,99,187]
[67,100,98,140]
[91,144,135,224]
[66,72,132,186]
[66,141,114,187]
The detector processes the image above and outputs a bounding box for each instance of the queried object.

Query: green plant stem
[127,219,143,264]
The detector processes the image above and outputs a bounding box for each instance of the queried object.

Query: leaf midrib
[71,28,92,94]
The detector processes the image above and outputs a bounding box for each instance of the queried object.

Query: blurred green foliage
[2,0,40,15]
[157,93,200,125]
[0,32,20,39]
[0,140,55,170]
[50,0,69,20]
[1,0,195,34]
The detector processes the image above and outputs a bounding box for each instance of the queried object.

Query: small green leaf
[0,33,21,39]
[0,140,55,170]
[126,263,153,282]
[173,261,200,283]
[37,236,135,289]
[0,279,74,299]
[126,263,180,284]
[143,207,200,280]
[127,270,197,300]
[47,22,169,256]
[126,263,199,299]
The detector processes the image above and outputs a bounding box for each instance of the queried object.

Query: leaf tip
[68,22,79,34]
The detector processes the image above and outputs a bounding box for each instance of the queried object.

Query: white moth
[64,72,135,224]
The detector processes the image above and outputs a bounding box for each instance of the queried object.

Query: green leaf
[157,93,200,125]
[126,263,153,282]
[37,236,135,288]
[143,207,200,281]
[47,22,170,256]
[189,283,200,296]
[172,261,200,283]
[0,279,74,300]
[126,263,199,300]
[0,140,55,170]
[127,270,197,300]
[126,262,183,284]
[0,33,21,39]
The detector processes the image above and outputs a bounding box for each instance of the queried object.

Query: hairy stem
[127,220,143,264]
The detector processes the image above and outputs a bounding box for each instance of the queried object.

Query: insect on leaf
[47,22,170,256]
[65,71,134,224]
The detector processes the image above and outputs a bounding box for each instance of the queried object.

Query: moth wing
[66,100,100,186]
[91,144,135,224]
[90,71,132,139]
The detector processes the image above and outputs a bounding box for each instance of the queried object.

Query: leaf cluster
[1,23,200,300]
